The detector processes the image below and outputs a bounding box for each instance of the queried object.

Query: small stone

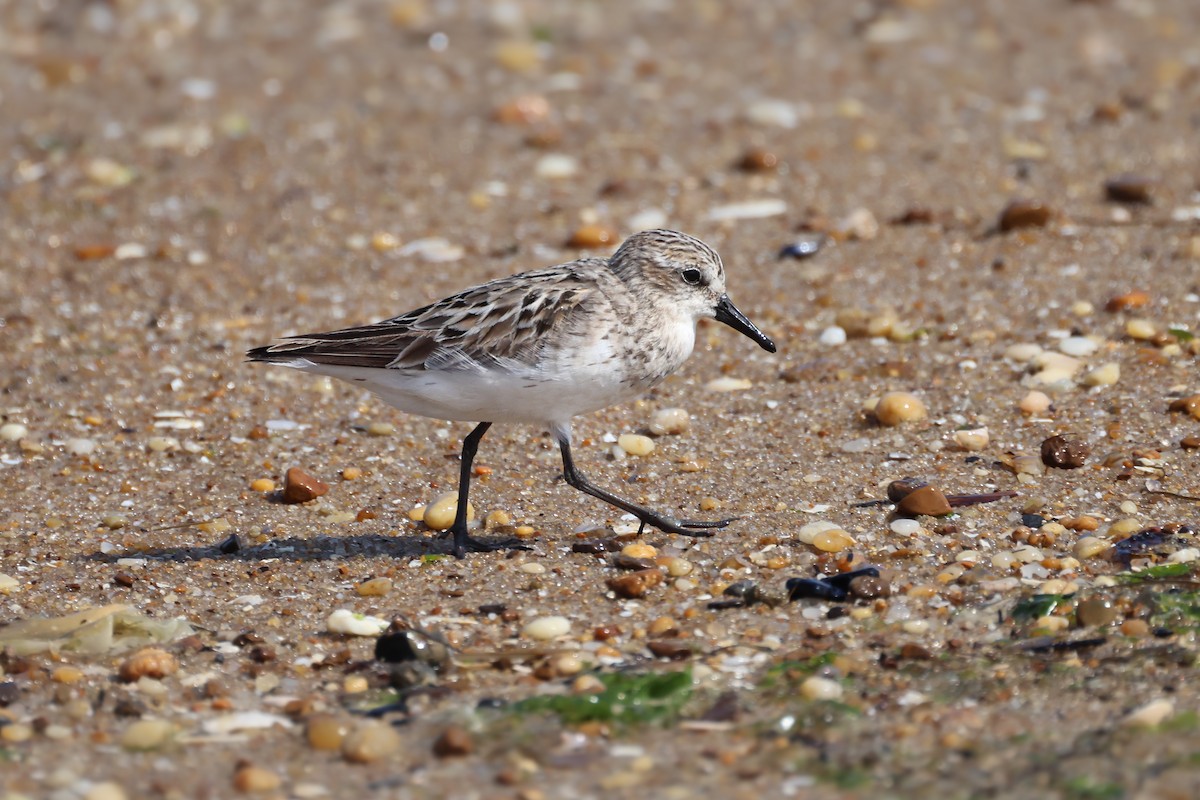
[306,714,350,751]
[250,478,275,493]
[1082,362,1120,387]
[811,528,855,553]
[0,422,28,441]
[355,577,393,597]
[327,609,388,636]
[568,224,619,249]
[1019,391,1052,416]
[118,648,178,682]
[848,574,890,598]
[1076,597,1119,627]
[422,492,472,531]
[649,408,689,435]
[493,93,551,125]
[873,392,927,426]
[617,434,655,457]
[647,640,692,660]
[0,573,22,594]
[65,437,97,456]
[1005,343,1044,362]
[897,486,952,516]
[1058,336,1099,357]
[647,616,678,636]
[522,615,571,641]
[52,666,85,684]
[1181,436,1200,449]
[1125,319,1157,340]
[832,208,879,241]
[621,542,657,560]
[432,725,474,758]
[705,199,788,222]
[535,153,578,179]
[1040,435,1089,469]
[84,782,129,800]
[233,764,282,793]
[1121,698,1174,729]
[665,557,693,577]
[366,421,395,437]
[800,676,843,700]
[704,376,753,392]
[283,467,329,504]
[1105,290,1151,312]
[953,427,989,451]
[998,200,1053,231]
[1105,174,1155,204]
[737,146,779,172]
[606,568,664,598]
[0,722,33,743]
[1167,395,1200,421]
[818,326,847,346]
[120,719,176,750]
[341,466,363,481]
[342,720,403,763]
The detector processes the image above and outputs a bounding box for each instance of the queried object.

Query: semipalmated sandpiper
[248,229,776,557]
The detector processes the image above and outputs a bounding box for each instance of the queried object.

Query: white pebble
[1019,390,1052,415]
[1058,336,1099,357]
[519,562,548,574]
[704,377,753,392]
[797,520,840,544]
[522,615,571,641]
[745,98,801,128]
[626,208,668,231]
[326,609,389,637]
[1121,698,1174,728]
[649,408,689,435]
[1125,319,1157,340]
[0,423,28,441]
[889,518,922,535]
[952,427,989,451]
[617,433,655,456]
[398,237,464,263]
[705,199,787,222]
[1082,362,1120,387]
[0,573,21,595]
[818,326,847,346]
[1167,548,1199,564]
[64,437,97,456]
[799,676,843,700]
[534,153,578,179]
[1004,343,1044,362]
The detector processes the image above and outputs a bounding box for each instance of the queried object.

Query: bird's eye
[681,268,703,286]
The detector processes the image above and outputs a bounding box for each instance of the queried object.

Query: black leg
[445,422,530,558]
[557,436,734,537]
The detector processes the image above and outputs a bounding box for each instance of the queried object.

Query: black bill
[714,295,776,353]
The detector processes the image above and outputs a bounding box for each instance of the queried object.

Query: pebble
[998,200,1053,231]
[800,676,843,701]
[1105,290,1150,312]
[84,782,129,800]
[306,714,350,751]
[423,492,472,531]
[798,520,841,544]
[1011,455,1045,476]
[118,648,178,682]
[704,377,753,392]
[355,577,393,597]
[52,666,85,684]
[250,478,275,492]
[366,421,395,436]
[811,528,855,553]
[621,543,657,560]
[519,562,547,575]
[705,199,787,222]
[1125,319,1157,340]
[647,616,677,636]
[832,208,879,241]
[0,422,28,441]
[233,764,282,793]
[897,486,952,517]
[568,224,618,248]
[1019,391,1052,415]
[1,722,33,743]
[399,238,464,263]
[1040,435,1089,469]
[889,518,923,535]
[649,408,689,435]
[1076,597,1119,627]
[1082,362,1120,387]
[342,721,403,763]
[617,434,655,457]
[1167,395,1200,420]
[1058,336,1099,357]
[326,609,389,636]
[147,436,180,452]
[120,719,175,750]
[665,557,693,577]
[819,326,847,346]
[522,615,571,640]
[745,98,800,128]
[953,427,989,451]
[1121,698,1174,729]
[0,573,21,594]
[737,146,779,171]
[432,725,474,758]
[1104,174,1155,204]
[606,568,664,598]
[1004,343,1044,362]
[873,392,927,426]
[65,437,97,456]
[283,467,329,504]
[535,154,578,179]
[342,466,363,480]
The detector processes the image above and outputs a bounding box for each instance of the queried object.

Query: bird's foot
[634,513,737,538]
[449,532,532,560]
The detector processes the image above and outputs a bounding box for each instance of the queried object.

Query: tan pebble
[606,568,664,598]
[1167,394,1200,420]
[1082,362,1120,386]
[103,515,128,530]
[493,93,551,125]
[118,648,178,682]
[233,764,282,793]
[341,467,363,481]
[1019,391,1052,415]
[1005,343,1044,362]
[306,713,350,751]
[485,509,512,528]
[432,725,474,758]
[422,492,472,531]
[120,719,175,751]
[1120,618,1150,637]
[1105,290,1151,312]
[0,573,21,595]
[550,653,583,677]
[572,674,606,694]
[1122,698,1174,729]
[897,486,952,516]
[705,376,753,392]
[812,528,855,552]
[800,676,844,700]
[953,427,989,451]
[494,39,541,72]
[1072,537,1111,560]
[1071,300,1095,316]
[370,231,401,252]
[1062,515,1100,532]
[621,543,657,560]
[1107,518,1142,539]
[522,616,571,640]
[197,518,231,535]
[665,557,693,577]
[647,616,677,636]
[513,524,536,539]
[342,720,403,763]
[698,496,721,512]
[52,666,84,684]
[343,675,369,694]
[519,562,547,575]
[84,781,129,800]
[355,577,393,597]
[283,467,329,504]
[649,408,689,435]
[1034,615,1070,633]
[407,505,426,521]
[568,224,618,249]
[617,434,655,456]
[0,722,33,743]
[366,422,395,437]
[250,478,275,493]
[1125,319,1157,340]
[873,391,927,426]
[1077,597,1119,627]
